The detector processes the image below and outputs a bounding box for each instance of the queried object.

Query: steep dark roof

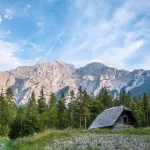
[89,105,131,129]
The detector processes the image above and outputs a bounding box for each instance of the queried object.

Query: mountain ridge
[0,60,150,105]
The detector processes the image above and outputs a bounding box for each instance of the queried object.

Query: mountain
[0,60,150,105]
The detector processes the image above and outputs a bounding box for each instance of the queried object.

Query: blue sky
[0,0,150,71]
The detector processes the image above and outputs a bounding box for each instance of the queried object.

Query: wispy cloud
[26,4,31,10]
[0,0,150,71]
[91,40,144,69]
[0,15,2,23]
[0,30,11,39]
[3,9,12,20]
[43,30,64,60]
[0,39,44,71]
[37,21,45,27]
[24,4,31,13]
[21,40,44,52]
[54,0,150,70]
[0,40,22,71]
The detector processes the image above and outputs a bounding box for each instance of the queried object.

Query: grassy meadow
[0,128,150,150]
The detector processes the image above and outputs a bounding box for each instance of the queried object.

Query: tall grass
[0,137,8,143]
[1,127,150,150]
[88,127,150,135]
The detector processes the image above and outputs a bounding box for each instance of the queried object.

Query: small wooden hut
[89,105,138,129]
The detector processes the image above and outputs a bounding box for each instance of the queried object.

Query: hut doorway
[123,116,128,124]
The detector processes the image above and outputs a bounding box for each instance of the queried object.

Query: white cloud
[0,0,149,71]
[26,5,31,9]
[64,40,144,70]
[113,7,135,25]
[0,40,42,71]
[91,40,144,69]
[56,0,150,70]
[0,40,22,71]
[43,30,64,59]
[0,15,2,23]
[37,21,45,27]
[3,9,12,20]
[24,4,31,12]
[21,40,44,52]
[0,30,11,39]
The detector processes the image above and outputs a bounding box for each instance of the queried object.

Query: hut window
[123,116,128,124]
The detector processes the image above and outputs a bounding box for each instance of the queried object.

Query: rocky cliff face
[0,60,150,105]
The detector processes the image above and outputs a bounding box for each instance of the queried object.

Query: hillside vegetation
[0,87,150,139]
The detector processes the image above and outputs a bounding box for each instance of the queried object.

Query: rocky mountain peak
[79,62,107,71]
[36,60,47,65]
[0,60,150,105]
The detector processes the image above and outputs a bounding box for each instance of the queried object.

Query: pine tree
[0,92,5,126]
[82,90,91,129]
[48,93,57,128]
[130,99,147,127]
[101,88,112,109]
[23,91,39,134]
[9,106,26,138]
[49,93,56,108]
[120,90,126,105]
[57,98,68,129]
[0,90,16,136]
[38,87,47,114]
[143,93,149,126]
[68,90,75,127]
[6,87,14,103]
[61,92,65,104]
[77,86,83,128]
[0,93,9,136]
[5,87,16,122]
[37,88,48,130]
[97,88,105,101]
[31,91,36,104]
[90,97,104,125]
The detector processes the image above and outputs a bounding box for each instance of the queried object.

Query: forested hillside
[0,86,150,139]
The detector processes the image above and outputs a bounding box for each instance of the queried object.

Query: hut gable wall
[116,111,137,125]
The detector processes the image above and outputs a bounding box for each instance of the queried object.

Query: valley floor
[0,128,150,150]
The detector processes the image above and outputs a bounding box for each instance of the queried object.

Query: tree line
[0,87,150,139]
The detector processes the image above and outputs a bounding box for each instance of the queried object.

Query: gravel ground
[46,134,150,150]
